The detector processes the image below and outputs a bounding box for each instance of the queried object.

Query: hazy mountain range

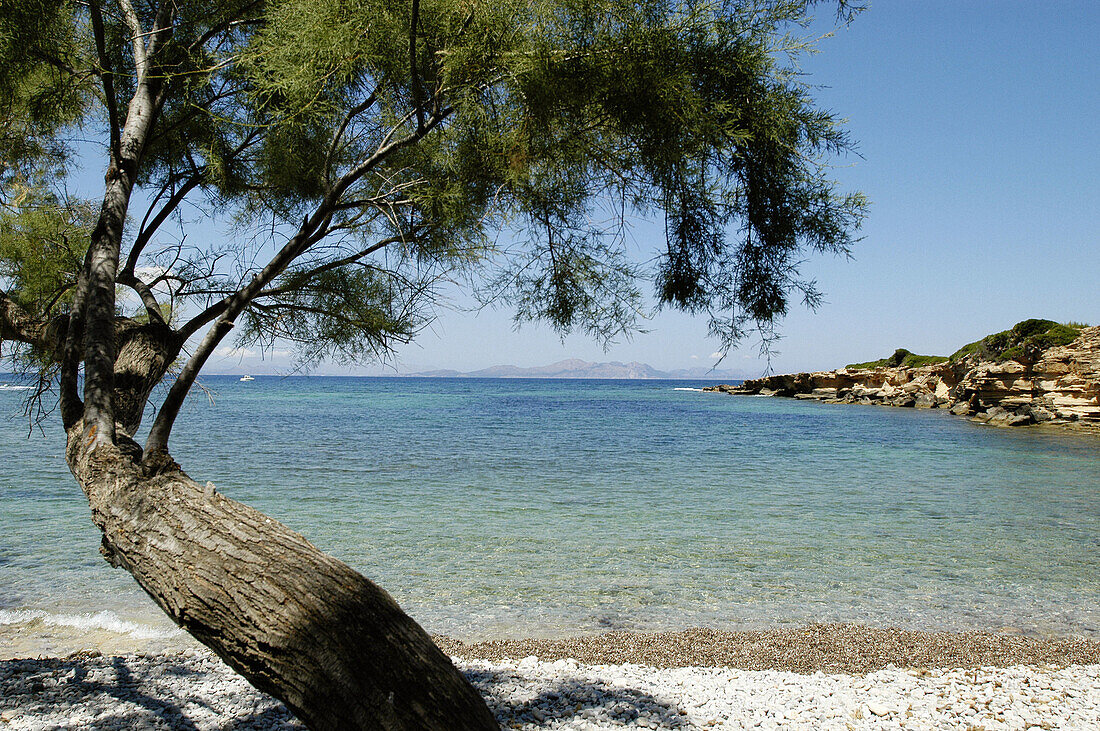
[408,358,746,380]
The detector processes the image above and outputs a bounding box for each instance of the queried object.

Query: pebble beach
[3,625,1099,730]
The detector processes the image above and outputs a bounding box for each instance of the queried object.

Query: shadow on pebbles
[2,625,1099,729]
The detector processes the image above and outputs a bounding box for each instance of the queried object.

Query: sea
[1,375,1098,657]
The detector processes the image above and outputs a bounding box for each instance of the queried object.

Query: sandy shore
[2,625,1099,729]
[435,623,1100,674]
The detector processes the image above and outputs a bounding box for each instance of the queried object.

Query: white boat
[239,375,255,382]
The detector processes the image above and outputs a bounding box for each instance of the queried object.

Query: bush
[844,319,1086,370]
[949,320,1084,363]
[846,348,948,370]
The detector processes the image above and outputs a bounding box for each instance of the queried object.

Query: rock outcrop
[706,326,1100,428]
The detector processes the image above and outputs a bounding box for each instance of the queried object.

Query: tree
[0,0,865,728]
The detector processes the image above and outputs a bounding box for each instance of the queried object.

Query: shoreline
[709,384,1100,435]
[704,323,1100,432]
[6,623,1100,668]
[3,625,1100,729]
[8,619,1100,668]
[435,623,1100,674]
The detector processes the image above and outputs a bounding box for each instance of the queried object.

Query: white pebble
[2,652,1100,730]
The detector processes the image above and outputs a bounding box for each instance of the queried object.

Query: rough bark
[15,5,499,724]
[82,184,126,444]
[79,0,173,446]
[0,304,500,728]
[66,434,498,730]
[0,290,48,345]
[0,290,68,355]
[111,320,180,436]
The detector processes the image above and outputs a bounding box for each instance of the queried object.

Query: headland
[707,320,1100,429]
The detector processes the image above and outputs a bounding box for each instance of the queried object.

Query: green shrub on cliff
[899,353,952,367]
[949,319,1084,363]
[846,348,948,370]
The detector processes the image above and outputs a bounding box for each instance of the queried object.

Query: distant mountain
[407,358,746,380]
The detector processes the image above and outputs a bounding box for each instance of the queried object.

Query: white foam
[0,384,33,391]
[672,387,706,392]
[0,608,182,640]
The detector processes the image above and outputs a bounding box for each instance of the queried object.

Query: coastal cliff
[706,322,1100,428]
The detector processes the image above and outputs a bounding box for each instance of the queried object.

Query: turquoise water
[1,376,1098,655]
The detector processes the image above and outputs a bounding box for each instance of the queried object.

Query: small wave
[0,384,34,391]
[673,387,707,392]
[0,608,182,640]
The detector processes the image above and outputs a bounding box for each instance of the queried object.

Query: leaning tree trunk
[66,431,498,730]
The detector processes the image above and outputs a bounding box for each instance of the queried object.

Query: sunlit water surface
[1,376,1097,656]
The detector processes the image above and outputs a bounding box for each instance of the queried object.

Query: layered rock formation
[705,326,1100,428]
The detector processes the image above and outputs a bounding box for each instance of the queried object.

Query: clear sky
[207,2,1097,376]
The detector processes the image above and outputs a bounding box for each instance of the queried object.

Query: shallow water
[1,376,1098,656]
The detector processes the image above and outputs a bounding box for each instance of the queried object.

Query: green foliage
[847,320,1086,371]
[234,0,867,354]
[0,188,92,315]
[949,319,1084,363]
[846,348,947,370]
[238,265,424,366]
[1,0,868,371]
[900,353,950,368]
[0,0,89,189]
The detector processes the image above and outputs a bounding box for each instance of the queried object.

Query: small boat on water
[239,375,255,382]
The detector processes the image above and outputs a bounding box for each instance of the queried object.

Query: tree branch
[127,124,263,276]
[59,243,92,429]
[0,289,63,349]
[123,175,202,277]
[117,0,148,82]
[343,106,453,196]
[78,0,179,445]
[255,234,409,299]
[328,193,418,212]
[143,82,252,153]
[176,106,449,343]
[324,90,379,182]
[188,0,265,53]
[28,48,82,79]
[116,270,166,324]
[89,1,121,162]
[151,109,452,454]
[175,299,228,342]
[409,0,425,131]
[146,228,320,455]
[146,0,181,62]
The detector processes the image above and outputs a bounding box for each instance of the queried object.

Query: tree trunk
[66,432,498,730]
[112,320,181,436]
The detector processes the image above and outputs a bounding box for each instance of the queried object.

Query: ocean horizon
[2,375,1098,658]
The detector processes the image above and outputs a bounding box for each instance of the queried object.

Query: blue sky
[198,3,1099,375]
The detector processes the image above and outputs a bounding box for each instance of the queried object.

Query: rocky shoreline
[436,625,1100,675]
[706,325,1100,429]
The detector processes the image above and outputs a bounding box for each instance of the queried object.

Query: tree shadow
[466,667,692,728]
[1,655,693,729]
[0,656,304,730]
